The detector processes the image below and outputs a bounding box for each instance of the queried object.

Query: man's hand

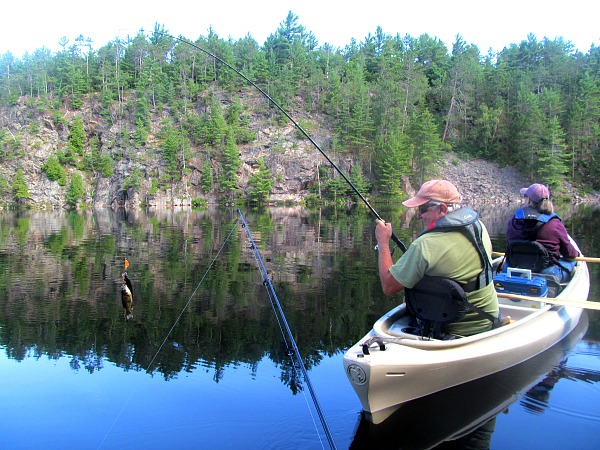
[375,219,392,245]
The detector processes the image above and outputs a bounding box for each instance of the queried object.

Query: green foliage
[376,130,413,198]
[324,175,349,199]
[537,116,568,189]
[191,197,207,208]
[123,167,144,191]
[84,147,114,178]
[248,157,273,203]
[409,108,447,182]
[349,164,371,195]
[1,14,600,198]
[159,120,190,182]
[0,129,20,160]
[66,173,85,206]
[134,93,151,146]
[219,129,241,198]
[67,116,86,156]
[200,159,213,194]
[206,97,228,147]
[148,178,159,195]
[13,169,30,201]
[0,175,9,197]
[41,154,67,185]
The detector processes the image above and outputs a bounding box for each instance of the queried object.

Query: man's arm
[375,220,405,295]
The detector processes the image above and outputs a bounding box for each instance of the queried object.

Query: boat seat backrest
[505,240,551,273]
[405,276,470,339]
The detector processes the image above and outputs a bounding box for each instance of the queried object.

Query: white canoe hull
[343,259,590,424]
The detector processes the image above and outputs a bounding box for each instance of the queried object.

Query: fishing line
[98,218,239,449]
[238,209,337,450]
[143,218,239,373]
[150,30,407,253]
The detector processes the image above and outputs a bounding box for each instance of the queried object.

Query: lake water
[1,204,599,449]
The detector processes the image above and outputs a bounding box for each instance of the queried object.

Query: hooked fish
[121,260,133,320]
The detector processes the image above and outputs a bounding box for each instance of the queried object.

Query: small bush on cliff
[42,155,67,186]
[67,116,86,156]
[66,173,85,207]
[13,169,30,202]
[248,157,273,204]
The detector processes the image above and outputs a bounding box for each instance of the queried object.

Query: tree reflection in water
[1,204,599,449]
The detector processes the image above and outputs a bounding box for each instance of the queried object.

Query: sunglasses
[418,202,441,214]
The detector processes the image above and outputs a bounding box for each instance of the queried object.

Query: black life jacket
[420,207,494,292]
[404,208,499,338]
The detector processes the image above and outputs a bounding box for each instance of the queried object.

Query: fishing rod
[152,30,407,254]
[237,209,337,450]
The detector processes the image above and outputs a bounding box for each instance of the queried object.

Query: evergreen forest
[1,12,600,204]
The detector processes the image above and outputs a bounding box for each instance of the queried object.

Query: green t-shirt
[389,221,499,337]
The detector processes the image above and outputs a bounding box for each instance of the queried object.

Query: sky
[1,0,598,58]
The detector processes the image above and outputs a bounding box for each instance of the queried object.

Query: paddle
[492,251,600,263]
[496,292,600,310]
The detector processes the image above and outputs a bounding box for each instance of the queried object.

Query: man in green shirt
[375,180,500,337]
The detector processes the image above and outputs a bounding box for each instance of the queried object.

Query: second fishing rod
[154,31,408,254]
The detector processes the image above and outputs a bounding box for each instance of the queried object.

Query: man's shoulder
[417,229,472,248]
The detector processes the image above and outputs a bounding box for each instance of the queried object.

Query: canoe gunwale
[371,302,554,350]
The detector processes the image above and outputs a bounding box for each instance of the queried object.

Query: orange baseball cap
[402,180,462,207]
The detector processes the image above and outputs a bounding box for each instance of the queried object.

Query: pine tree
[67,173,85,207]
[13,168,29,202]
[349,163,371,195]
[67,116,86,156]
[376,130,413,199]
[248,157,273,203]
[537,117,568,189]
[409,109,446,183]
[201,159,213,194]
[206,98,228,147]
[42,154,67,186]
[219,129,241,198]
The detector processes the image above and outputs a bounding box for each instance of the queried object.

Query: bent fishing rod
[153,31,407,254]
[238,209,337,450]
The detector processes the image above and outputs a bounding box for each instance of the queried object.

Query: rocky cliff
[1,94,597,210]
[0,93,330,209]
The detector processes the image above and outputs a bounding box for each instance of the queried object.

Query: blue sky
[2,0,598,57]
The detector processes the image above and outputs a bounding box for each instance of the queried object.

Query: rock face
[0,96,597,209]
[0,96,327,209]
[435,155,598,205]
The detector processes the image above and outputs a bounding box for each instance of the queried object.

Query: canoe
[343,257,590,424]
[350,313,589,447]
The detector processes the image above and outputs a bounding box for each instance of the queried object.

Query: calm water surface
[1,205,599,449]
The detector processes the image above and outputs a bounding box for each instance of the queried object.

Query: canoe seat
[505,240,551,273]
[405,276,470,340]
[503,240,563,297]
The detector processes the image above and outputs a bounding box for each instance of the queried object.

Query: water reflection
[1,204,600,449]
[0,207,399,381]
[349,313,590,450]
